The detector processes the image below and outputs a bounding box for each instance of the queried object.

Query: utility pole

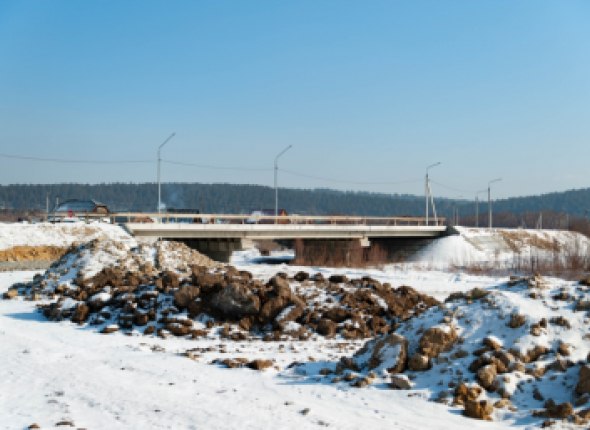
[157,132,176,218]
[475,189,486,227]
[488,178,502,229]
[425,162,441,225]
[274,145,292,223]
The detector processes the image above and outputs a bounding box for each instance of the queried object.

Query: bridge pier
[292,237,436,267]
[181,238,243,263]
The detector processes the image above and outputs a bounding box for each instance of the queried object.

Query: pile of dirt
[292,274,590,426]
[0,245,69,262]
[5,239,439,341]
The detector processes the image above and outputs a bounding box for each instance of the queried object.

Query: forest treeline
[1,183,590,223]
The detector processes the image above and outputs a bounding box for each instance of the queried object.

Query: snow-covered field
[2,222,590,429]
[0,270,515,430]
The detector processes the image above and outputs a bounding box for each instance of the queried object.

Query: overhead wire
[279,168,422,186]
[0,152,152,164]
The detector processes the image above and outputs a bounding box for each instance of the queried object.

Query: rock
[28,424,40,429]
[576,365,590,395]
[165,323,191,336]
[173,285,200,309]
[328,274,348,284]
[269,275,291,298]
[549,316,571,329]
[468,288,490,300]
[464,400,494,420]
[248,359,274,371]
[454,383,483,406]
[55,420,75,427]
[275,304,304,329]
[3,289,18,299]
[259,296,289,322]
[322,307,351,323]
[543,399,573,419]
[352,333,408,374]
[483,336,502,351]
[316,319,337,337]
[101,325,119,334]
[161,270,180,289]
[71,303,90,323]
[408,353,430,371]
[575,300,590,311]
[294,271,310,282]
[477,364,498,391]
[133,312,149,326]
[508,313,526,328]
[390,374,413,390]
[209,283,260,319]
[419,325,458,358]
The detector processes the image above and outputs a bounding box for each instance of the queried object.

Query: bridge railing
[99,212,447,227]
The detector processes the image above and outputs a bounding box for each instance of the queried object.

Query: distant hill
[1,183,589,220]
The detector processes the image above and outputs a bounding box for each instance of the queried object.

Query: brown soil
[0,246,69,262]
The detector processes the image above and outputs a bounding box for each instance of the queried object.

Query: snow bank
[0,222,132,250]
[411,227,590,270]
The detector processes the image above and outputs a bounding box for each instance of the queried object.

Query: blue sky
[0,0,589,198]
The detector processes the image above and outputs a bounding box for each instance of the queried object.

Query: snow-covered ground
[2,222,589,429]
[0,271,514,430]
[0,222,132,251]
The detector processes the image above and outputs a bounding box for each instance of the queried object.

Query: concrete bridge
[119,213,451,263]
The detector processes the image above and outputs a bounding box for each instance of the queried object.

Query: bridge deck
[120,213,448,240]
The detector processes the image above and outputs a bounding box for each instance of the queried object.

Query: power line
[161,159,271,172]
[430,179,478,194]
[0,152,152,164]
[280,168,422,186]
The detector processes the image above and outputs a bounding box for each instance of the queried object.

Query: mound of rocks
[299,275,590,426]
[8,239,440,342]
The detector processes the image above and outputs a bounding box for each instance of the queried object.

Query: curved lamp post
[274,145,292,223]
[488,178,502,228]
[425,162,441,225]
[157,132,176,217]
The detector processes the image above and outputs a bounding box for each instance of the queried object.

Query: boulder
[3,289,18,299]
[454,383,483,406]
[71,303,90,323]
[294,271,310,282]
[328,274,348,284]
[419,325,458,358]
[323,307,351,323]
[576,365,590,395]
[316,319,337,337]
[173,285,200,309]
[408,353,430,371]
[248,359,274,371]
[209,283,260,319]
[508,313,526,328]
[352,333,408,374]
[477,364,498,391]
[390,374,413,390]
[544,400,573,419]
[464,400,494,420]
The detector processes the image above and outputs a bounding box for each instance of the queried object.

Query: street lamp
[425,162,441,225]
[157,132,176,217]
[274,145,292,223]
[475,189,487,227]
[488,178,502,229]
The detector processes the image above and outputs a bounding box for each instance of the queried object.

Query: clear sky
[0,0,589,199]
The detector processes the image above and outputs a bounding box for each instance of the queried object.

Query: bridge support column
[181,238,243,263]
[292,237,436,267]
